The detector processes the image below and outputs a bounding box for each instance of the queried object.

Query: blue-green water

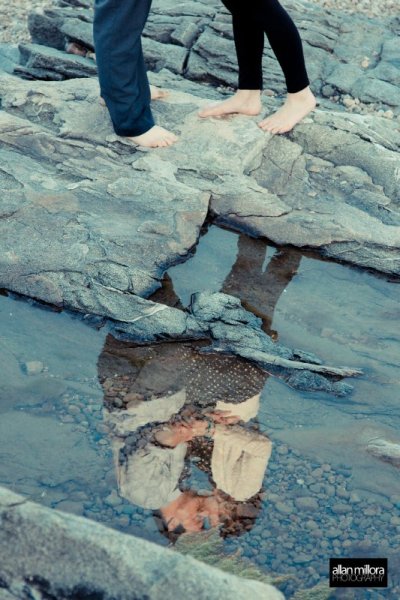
[1,226,399,598]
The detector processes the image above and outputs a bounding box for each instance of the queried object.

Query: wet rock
[56,500,84,515]
[293,553,313,564]
[295,497,319,511]
[21,360,44,375]
[275,502,294,515]
[0,486,284,600]
[331,503,352,514]
[104,491,122,508]
[367,437,400,467]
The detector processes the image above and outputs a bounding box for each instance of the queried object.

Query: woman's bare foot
[99,85,168,107]
[127,125,178,148]
[198,89,262,118]
[258,86,317,134]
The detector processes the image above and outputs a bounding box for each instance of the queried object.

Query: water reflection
[153,233,302,341]
[221,235,302,338]
[97,234,302,541]
[99,340,271,540]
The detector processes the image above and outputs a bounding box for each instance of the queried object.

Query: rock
[104,490,122,508]
[275,501,294,515]
[0,65,399,319]
[293,553,313,564]
[21,360,44,375]
[56,500,84,516]
[331,503,352,514]
[16,42,97,79]
[236,504,259,519]
[15,0,400,120]
[367,438,400,467]
[295,497,319,511]
[0,486,283,600]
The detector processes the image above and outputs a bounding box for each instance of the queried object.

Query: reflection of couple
[100,340,271,539]
[98,237,301,540]
[93,0,316,148]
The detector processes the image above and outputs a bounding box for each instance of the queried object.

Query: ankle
[236,89,261,100]
[287,86,314,100]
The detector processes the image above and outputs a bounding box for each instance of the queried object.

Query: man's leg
[93,0,154,136]
[93,0,177,146]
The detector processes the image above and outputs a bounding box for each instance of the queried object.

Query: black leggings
[221,0,310,93]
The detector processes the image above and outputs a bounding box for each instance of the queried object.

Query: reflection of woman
[99,339,272,540]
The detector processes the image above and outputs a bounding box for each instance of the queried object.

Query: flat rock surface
[0,486,284,600]
[0,71,399,330]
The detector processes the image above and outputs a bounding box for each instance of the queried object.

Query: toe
[271,125,282,135]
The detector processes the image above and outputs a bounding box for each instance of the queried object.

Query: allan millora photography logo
[330,558,388,588]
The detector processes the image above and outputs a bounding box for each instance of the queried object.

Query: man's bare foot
[127,125,178,148]
[150,85,169,100]
[198,89,262,118]
[99,85,168,107]
[258,86,317,134]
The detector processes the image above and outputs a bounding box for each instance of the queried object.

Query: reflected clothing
[108,392,272,508]
[221,0,310,93]
[93,0,155,136]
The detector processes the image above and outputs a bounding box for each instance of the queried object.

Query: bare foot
[259,86,317,134]
[127,125,178,148]
[149,85,169,100]
[198,89,262,118]
[99,85,168,107]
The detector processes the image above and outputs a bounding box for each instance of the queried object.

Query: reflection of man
[99,339,271,539]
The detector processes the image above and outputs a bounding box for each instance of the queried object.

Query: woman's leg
[224,0,264,91]
[200,0,316,132]
[93,0,177,146]
[199,0,264,117]
[255,0,310,94]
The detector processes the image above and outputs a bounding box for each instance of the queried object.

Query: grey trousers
[93,0,155,136]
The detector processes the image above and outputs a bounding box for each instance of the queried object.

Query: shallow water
[1,226,399,598]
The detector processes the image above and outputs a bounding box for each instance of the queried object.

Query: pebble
[275,501,293,515]
[349,491,362,503]
[117,515,130,528]
[325,528,340,539]
[59,414,75,423]
[336,487,350,499]
[104,491,122,507]
[324,484,336,496]
[295,496,319,511]
[56,500,84,515]
[332,503,351,514]
[293,553,313,564]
